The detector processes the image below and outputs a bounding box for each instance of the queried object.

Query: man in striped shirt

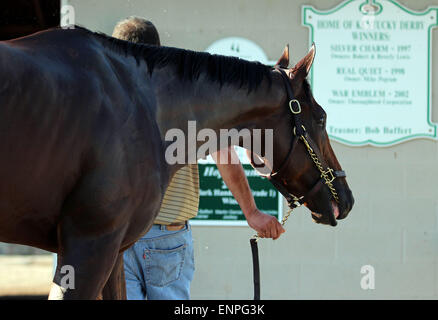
[113,17,284,300]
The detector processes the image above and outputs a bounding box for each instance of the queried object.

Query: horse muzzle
[336,187,354,220]
[309,185,354,226]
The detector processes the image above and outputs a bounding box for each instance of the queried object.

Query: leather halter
[265,68,346,211]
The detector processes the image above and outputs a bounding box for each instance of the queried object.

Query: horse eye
[317,116,326,127]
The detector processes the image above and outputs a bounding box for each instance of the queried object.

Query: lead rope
[250,205,297,300]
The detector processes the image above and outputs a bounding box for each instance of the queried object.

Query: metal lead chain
[251,206,296,242]
[300,135,340,203]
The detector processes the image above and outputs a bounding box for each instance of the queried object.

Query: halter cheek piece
[249,68,346,301]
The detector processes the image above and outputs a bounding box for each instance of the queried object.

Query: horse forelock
[75,26,272,93]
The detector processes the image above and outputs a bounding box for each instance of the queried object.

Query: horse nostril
[339,190,354,219]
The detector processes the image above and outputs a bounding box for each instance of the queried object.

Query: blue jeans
[123,222,195,300]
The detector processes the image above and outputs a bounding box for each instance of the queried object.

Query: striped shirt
[154,164,200,225]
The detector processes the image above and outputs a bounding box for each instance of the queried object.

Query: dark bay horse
[0,26,354,299]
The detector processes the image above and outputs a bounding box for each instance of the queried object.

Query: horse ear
[293,43,315,76]
[275,44,289,69]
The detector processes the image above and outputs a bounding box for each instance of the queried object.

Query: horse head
[251,44,354,226]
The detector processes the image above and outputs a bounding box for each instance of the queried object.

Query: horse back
[0,28,166,249]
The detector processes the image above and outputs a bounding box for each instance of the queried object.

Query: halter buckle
[289,99,301,114]
[291,195,304,208]
[322,167,336,183]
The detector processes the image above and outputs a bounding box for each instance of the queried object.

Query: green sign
[303,0,438,146]
[192,162,282,226]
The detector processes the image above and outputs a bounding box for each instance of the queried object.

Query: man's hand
[211,147,286,240]
[246,208,285,240]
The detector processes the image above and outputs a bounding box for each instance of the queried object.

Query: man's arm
[211,147,285,240]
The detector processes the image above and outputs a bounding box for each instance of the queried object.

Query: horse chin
[310,201,339,227]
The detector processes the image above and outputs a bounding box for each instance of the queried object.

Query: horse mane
[75,26,272,93]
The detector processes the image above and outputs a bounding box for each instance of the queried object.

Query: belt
[154,221,187,231]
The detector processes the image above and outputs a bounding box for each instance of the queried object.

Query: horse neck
[153,67,286,150]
